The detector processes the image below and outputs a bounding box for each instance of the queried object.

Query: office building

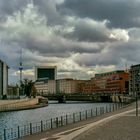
[81,70,129,94]
[0,60,8,98]
[93,70,129,94]
[35,66,57,81]
[35,79,56,94]
[129,64,140,96]
[56,79,85,94]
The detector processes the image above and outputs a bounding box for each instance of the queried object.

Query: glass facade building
[35,66,57,81]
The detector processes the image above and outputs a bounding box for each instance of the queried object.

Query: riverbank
[0,102,130,140]
[17,102,135,140]
[0,97,48,112]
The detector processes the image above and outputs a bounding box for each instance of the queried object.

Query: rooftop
[131,64,140,68]
[95,70,125,77]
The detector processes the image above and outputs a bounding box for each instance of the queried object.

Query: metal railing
[0,103,125,140]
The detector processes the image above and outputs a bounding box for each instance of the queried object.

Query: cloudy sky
[0,0,140,84]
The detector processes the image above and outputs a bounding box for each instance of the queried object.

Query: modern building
[35,79,56,94]
[56,79,85,94]
[129,64,140,96]
[81,70,129,94]
[35,66,57,81]
[0,60,8,98]
[35,77,86,95]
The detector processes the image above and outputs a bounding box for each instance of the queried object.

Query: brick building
[81,70,129,94]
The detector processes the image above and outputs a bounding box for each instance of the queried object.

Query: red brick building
[80,70,129,94]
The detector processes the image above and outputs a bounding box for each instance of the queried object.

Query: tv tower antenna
[125,60,128,73]
[19,47,23,84]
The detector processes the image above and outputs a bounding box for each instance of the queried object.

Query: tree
[20,79,37,98]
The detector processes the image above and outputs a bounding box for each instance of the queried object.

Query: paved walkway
[18,102,139,140]
[74,110,140,140]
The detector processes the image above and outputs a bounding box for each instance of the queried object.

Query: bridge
[42,93,133,103]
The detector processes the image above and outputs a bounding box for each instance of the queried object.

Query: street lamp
[136,89,138,117]
[135,72,140,116]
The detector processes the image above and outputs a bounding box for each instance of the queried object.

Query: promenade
[18,101,139,140]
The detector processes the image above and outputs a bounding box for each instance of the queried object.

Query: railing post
[4,129,6,140]
[91,109,93,117]
[30,123,32,135]
[86,110,88,119]
[73,113,75,123]
[100,107,101,115]
[79,112,81,121]
[66,114,68,125]
[96,107,97,116]
[61,116,63,126]
[115,104,117,110]
[18,126,20,138]
[41,120,43,132]
[106,106,108,113]
[113,104,114,111]
[109,105,111,112]
[56,117,58,128]
[101,107,103,114]
[51,118,53,129]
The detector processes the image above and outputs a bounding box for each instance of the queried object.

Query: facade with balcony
[129,64,140,96]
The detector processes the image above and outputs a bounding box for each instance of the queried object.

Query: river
[0,101,115,134]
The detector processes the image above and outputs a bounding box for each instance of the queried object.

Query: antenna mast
[19,48,23,83]
[125,61,128,72]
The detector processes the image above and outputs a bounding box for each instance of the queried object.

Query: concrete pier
[0,97,48,112]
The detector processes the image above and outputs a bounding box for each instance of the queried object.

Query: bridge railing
[0,103,126,140]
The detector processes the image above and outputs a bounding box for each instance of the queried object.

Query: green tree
[20,79,37,98]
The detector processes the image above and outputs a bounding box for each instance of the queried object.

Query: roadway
[18,101,139,140]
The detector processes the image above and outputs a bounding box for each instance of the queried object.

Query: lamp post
[136,73,140,116]
[136,90,138,116]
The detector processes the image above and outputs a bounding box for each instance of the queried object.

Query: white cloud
[0,0,139,84]
[109,29,129,42]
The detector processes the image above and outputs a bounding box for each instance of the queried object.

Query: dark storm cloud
[111,42,140,63]
[0,0,65,25]
[33,0,65,25]
[0,0,29,20]
[25,36,104,55]
[74,41,140,67]
[128,28,140,41]
[60,18,116,42]
[58,0,140,28]
[74,52,120,67]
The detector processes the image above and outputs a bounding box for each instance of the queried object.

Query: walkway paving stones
[74,114,140,140]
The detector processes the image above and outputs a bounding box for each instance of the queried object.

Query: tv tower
[19,48,23,84]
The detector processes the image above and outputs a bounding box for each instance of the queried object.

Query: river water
[0,101,114,134]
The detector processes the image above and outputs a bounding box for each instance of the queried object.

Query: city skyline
[0,0,140,84]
